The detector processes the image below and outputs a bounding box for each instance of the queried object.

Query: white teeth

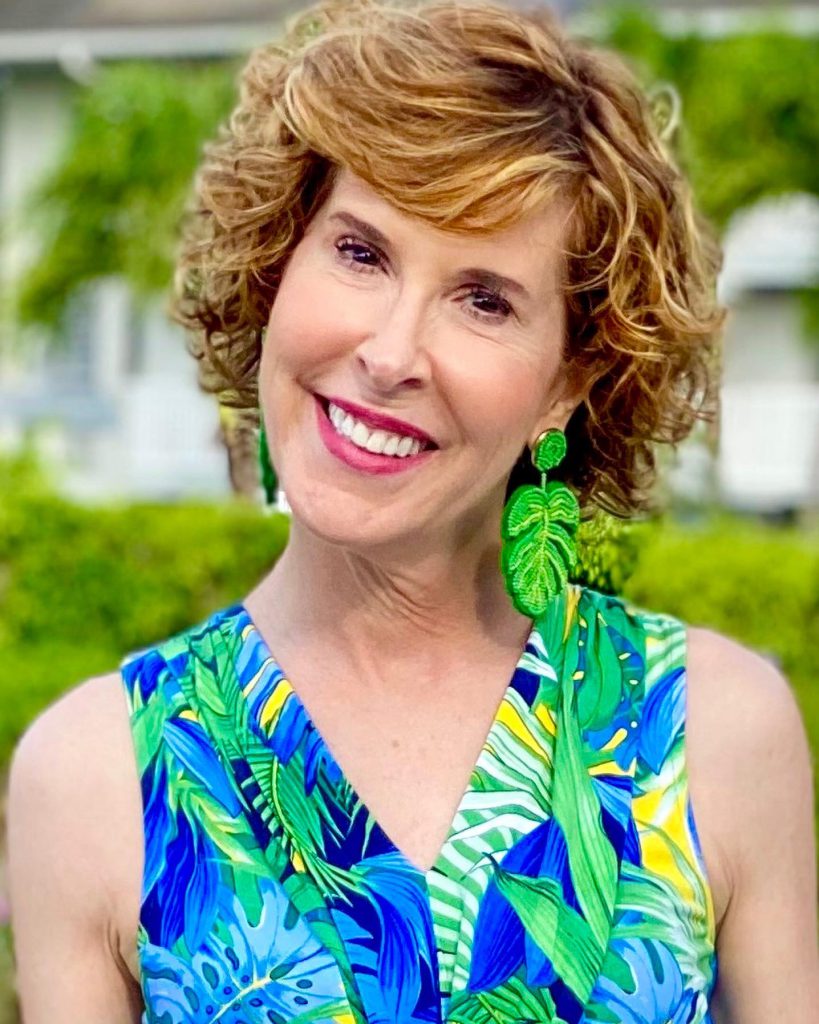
[326,401,428,457]
[365,430,388,453]
[329,405,357,440]
[351,421,370,447]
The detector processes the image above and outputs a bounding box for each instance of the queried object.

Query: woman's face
[260,168,580,552]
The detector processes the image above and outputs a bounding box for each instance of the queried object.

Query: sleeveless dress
[120,582,717,1024]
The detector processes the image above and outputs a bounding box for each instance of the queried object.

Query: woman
[7,1,818,1021]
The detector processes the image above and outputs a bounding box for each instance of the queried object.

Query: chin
[282,475,399,549]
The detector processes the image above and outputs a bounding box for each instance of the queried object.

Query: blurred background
[0,0,817,1017]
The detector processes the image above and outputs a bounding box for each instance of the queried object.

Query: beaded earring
[256,321,277,506]
[500,427,580,618]
[258,417,277,506]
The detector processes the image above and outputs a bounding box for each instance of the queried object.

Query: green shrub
[0,494,289,653]
[0,640,120,770]
[623,514,819,695]
[0,450,291,759]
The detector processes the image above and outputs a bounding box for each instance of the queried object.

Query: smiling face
[259,168,581,553]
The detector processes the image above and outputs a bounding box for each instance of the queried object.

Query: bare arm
[687,628,819,1021]
[6,674,144,1023]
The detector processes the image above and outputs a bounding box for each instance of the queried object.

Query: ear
[536,369,586,436]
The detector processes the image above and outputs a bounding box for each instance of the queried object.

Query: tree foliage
[12,60,237,330]
[602,6,819,226]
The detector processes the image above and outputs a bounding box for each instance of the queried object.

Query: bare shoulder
[10,669,139,812]
[685,626,806,753]
[7,671,144,984]
[684,626,815,931]
[8,668,142,893]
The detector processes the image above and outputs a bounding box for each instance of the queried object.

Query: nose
[354,292,431,393]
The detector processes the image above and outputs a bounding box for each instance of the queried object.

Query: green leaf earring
[257,326,277,506]
[258,417,278,506]
[500,427,580,618]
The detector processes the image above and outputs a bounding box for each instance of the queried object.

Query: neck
[247,515,533,679]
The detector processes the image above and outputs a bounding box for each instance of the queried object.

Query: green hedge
[624,515,819,697]
[0,493,289,653]
[0,499,290,769]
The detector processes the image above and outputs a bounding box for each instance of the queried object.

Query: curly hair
[173,0,725,518]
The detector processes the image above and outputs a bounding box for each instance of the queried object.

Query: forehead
[320,168,572,290]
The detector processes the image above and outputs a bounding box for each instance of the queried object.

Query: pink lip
[314,395,437,475]
[320,394,437,446]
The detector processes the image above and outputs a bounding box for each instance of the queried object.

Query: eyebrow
[327,210,532,302]
[329,211,390,250]
[459,267,531,303]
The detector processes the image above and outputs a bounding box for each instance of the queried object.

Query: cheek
[259,254,377,451]
[263,258,380,378]
[264,276,334,375]
[442,344,554,444]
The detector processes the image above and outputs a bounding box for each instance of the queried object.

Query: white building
[716,195,819,513]
[0,0,817,514]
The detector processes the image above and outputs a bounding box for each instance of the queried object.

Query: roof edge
[0,22,276,65]
[1,6,817,67]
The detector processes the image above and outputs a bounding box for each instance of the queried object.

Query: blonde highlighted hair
[174,0,725,517]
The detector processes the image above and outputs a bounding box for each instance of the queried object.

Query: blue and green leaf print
[140,875,350,1023]
[121,583,716,1023]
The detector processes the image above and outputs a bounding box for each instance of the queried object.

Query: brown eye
[465,287,513,323]
[334,236,384,272]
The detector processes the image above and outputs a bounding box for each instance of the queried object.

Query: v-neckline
[231,592,568,880]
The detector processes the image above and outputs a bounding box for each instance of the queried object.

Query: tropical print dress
[120,582,717,1023]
